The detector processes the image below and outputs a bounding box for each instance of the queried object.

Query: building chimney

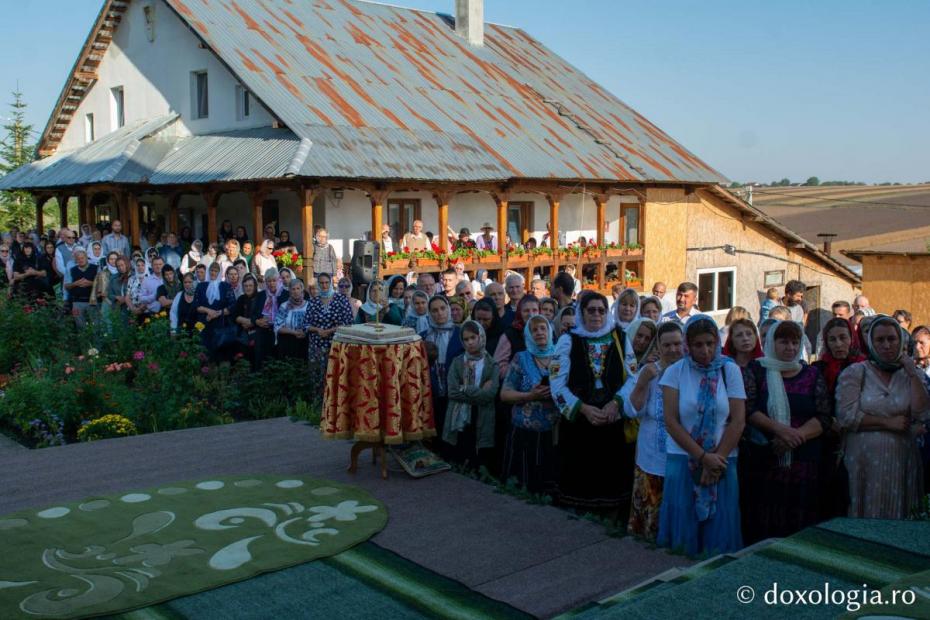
[817,233,837,255]
[455,0,484,46]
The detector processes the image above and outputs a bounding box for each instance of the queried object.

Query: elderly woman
[421,296,464,436]
[444,320,500,469]
[740,320,831,544]
[551,291,632,510]
[337,277,362,318]
[837,315,929,519]
[127,257,147,308]
[657,314,746,556]
[355,279,403,325]
[303,272,354,399]
[170,272,200,336]
[501,315,560,495]
[11,241,50,300]
[250,239,278,288]
[275,278,310,360]
[620,322,685,541]
[448,295,469,326]
[232,274,267,365]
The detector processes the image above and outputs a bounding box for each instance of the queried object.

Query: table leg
[348,441,388,480]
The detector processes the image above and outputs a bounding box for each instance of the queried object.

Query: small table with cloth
[323,323,435,478]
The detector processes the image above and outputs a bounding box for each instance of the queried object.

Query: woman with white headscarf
[611,287,640,333]
[444,319,500,469]
[181,240,203,275]
[837,315,929,519]
[193,261,236,356]
[740,319,831,544]
[501,314,560,494]
[355,279,403,325]
[551,291,632,510]
[88,241,105,266]
[250,239,278,289]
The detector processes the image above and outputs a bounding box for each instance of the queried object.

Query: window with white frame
[110,86,125,129]
[191,71,209,119]
[697,267,736,313]
[84,113,95,144]
[235,85,251,121]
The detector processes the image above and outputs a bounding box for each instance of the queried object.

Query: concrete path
[0,418,691,618]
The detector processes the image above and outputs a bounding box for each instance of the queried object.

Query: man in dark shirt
[67,248,98,329]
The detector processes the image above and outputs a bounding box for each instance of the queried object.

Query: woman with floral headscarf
[837,315,929,519]
[88,240,105,266]
[501,314,560,494]
[657,314,746,556]
[551,291,632,510]
[620,322,685,541]
[444,320,500,469]
[448,295,469,326]
[740,320,831,544]
[170,272,200,336]
[420,295,463,436]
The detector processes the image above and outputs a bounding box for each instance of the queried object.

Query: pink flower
[77,355,85,361]
[133,351,145,361]
[64,366,75,375]
[147,362,160,372]
[201,366,211,375]
[179,351,189,359]
[198,353,208,362]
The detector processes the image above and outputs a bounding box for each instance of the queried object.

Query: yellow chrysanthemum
[195,322,206,332]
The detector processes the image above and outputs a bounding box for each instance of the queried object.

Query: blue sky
[1,0,927,183]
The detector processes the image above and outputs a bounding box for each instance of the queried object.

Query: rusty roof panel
[162,0,727,184]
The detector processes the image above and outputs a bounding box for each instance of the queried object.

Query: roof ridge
[525,84,648,179]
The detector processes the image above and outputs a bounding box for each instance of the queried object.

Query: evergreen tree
[0,90,37,230]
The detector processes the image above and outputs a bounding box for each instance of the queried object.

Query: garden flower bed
[0,296,318,448]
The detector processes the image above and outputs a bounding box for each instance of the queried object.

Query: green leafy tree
[804,176,820,186]
[0,90,37,230]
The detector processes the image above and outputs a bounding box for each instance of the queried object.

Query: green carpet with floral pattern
[0,476,387,619]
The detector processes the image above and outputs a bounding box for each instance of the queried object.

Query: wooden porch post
[206,192,218,244]
[595,194,607,290]
[496,195,507,257]
[127,192,141,249]
[35,195,48,235]
[168,193,180,234]
[548,194,561,281]
[57,194,69,229]
[301,186,318,284]
[370,192,384,251]
[251,190,265,245]
[437,193,449,253]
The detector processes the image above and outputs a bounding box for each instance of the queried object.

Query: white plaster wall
[59,0,273,151]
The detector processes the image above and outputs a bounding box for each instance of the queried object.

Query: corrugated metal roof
[0,115,177,190]
[158,0,726,184]
[0,122,306,190]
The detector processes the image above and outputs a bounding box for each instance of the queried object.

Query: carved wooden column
[35,195,48,234]
[301,185,318,284]
[57,193,69,229]
[594,193,607,291]
[436,191,450,253]
[205,192,219,245]
[127,192,141,249]
[547,193,561,280]
[168,193,181,234]
[251,190,266,244]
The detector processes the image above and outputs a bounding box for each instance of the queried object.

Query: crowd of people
[3,218,929,557]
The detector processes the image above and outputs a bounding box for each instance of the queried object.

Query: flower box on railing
[417,258,440,268]
[605,248,624,258]
[506,253,530,267]
[625,245,644,257]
